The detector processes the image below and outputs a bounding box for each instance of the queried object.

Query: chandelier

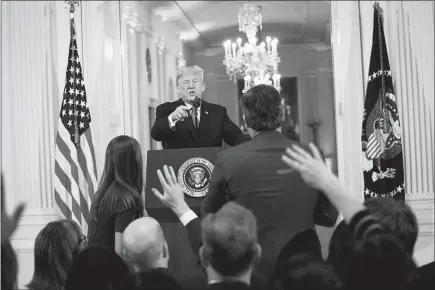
[223,3,281,93]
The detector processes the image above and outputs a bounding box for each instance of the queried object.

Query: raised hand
[281,143,336,191]
[151,165,190,216]
[1,175,25,244]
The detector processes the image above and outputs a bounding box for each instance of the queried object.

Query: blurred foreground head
[200,201,261,277]
[122,217,169,271]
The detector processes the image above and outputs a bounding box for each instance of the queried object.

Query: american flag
[54,17,98,233]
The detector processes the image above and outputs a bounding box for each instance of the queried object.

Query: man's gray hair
[177,65,204,84]
[201,201,258,276]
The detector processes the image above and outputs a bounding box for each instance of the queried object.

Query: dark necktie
[191,107,198,128]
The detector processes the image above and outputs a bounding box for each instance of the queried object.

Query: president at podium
[151,65,248,149]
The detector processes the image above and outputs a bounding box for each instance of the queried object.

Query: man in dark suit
[151,66,248,149]
[151,165,261,290]
[201,84,338,282]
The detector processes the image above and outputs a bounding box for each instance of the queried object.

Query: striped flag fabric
[361,4,405,201]
[54,17,98,233]
[366,131,382,159]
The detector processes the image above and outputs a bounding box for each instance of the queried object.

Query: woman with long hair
[27,220,86,290]
[87,135,144,255]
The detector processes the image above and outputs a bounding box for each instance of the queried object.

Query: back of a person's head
[272,253,343,290]
[122,217,168,271]
[91,135,143,222]
[65,246,133,290]
[27,219,83,290]
[240,84,283,131]
[364,197,418,254]
[1,242,18,290]
[201,202,260,276]
[345,233,418,290]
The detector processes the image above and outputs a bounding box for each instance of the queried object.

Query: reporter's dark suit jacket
[151,98,248,149]
[200,130,338,282]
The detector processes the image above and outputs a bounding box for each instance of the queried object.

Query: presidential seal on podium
[178,157,214,197]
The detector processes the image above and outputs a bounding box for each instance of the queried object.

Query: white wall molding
[330,1,365,200]
[122,4,153,36]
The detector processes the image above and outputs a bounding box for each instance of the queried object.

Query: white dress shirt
[179,209,198,226]
[168,102,201,129]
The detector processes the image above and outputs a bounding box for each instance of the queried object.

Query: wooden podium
[145,147,223,287]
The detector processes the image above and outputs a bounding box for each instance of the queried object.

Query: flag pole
[65,1,80,146]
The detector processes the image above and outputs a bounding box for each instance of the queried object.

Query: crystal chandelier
[223,3,281,93]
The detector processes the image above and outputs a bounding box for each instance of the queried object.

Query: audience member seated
[364,196,418,255]
[27,219,86,290]
[65,246,134,290]
[269,253,343,290]
[122,217,185,290]
[199,202,262,290]
[343,233,419,290]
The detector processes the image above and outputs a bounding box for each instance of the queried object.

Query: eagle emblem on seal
[177,157,214,198]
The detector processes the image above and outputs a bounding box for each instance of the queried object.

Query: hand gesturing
[151,165,189,216]
[1,176,25,244]
[281,143,336,191]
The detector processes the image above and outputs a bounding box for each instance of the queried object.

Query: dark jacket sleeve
[314,191,339,227]
[222,107,250,146]
[185,217,202,253]
[150,103,174,142]
[201,154,227,216]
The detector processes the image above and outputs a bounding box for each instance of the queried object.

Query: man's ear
[202,83,205,92]
[254,243,262,262]
[162,242,168,258]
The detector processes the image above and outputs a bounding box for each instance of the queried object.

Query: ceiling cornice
[172,1,209,50]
